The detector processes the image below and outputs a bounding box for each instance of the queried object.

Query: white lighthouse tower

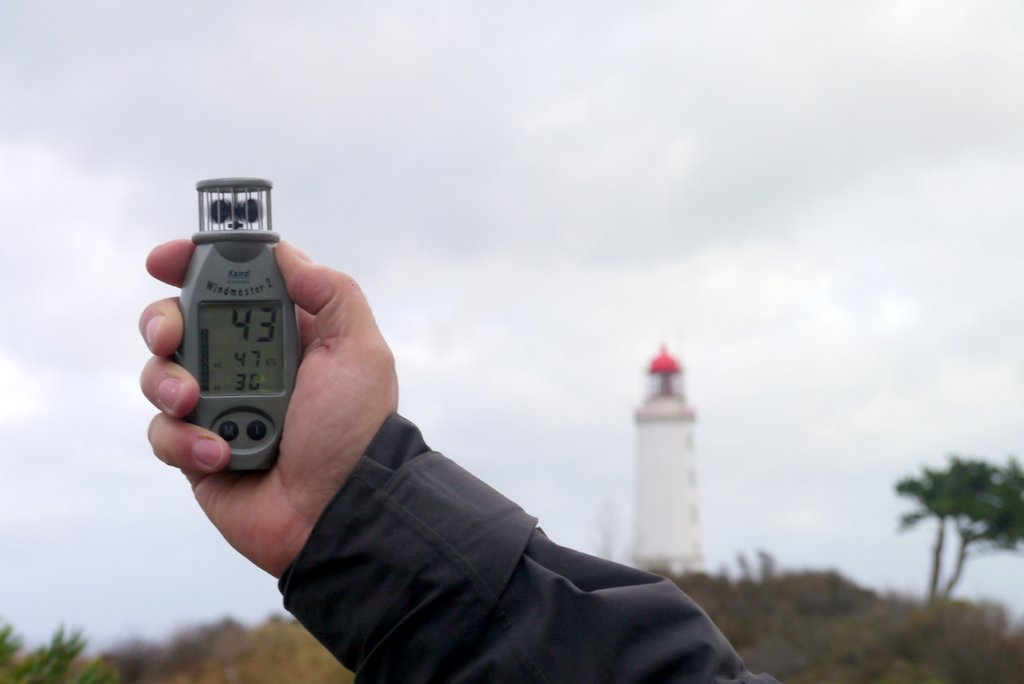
[634,345,703,575]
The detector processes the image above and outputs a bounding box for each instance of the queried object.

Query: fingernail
[285,242,312,263]
[193,439,227,471]
[145,315,163,349]
[156,377,182,413]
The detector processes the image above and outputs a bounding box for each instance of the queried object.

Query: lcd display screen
[199,302,285,394]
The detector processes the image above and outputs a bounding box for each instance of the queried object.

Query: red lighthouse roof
[649,346,681,374]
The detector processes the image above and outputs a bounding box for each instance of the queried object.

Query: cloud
[0,351,46,430]
[3,0,1024,646]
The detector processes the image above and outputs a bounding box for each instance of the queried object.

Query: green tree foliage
[896,455,1024,602]
[0,622,119,684]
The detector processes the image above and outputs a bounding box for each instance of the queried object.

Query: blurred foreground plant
[0,622,118,684]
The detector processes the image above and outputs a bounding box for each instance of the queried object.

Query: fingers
[139,297,184,357]
[146,239,195,287]
[148,413,231,473]
[275,241,381,346]
[144,239,229,475]
[140,295,196,415]
[141,356,200,417]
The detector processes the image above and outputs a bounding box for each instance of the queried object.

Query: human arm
[279,415,779,683]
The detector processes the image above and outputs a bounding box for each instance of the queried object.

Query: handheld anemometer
[178,178,299,470]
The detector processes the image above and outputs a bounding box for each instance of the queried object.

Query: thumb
[275,241,379,343]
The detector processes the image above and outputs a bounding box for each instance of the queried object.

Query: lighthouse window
[649,374,678,397]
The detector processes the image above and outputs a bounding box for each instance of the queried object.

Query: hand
[139,240,398,577]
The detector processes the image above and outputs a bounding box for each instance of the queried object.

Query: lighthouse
[634,345,703,575]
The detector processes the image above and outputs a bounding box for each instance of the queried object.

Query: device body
[177,179,299,470]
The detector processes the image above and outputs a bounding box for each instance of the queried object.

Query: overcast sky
[2,0,1023,649]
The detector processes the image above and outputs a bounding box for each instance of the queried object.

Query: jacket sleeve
[279,414,779,683]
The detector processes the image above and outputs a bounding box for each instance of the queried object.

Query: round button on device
[218,421,240,442]
[247,419,268,441]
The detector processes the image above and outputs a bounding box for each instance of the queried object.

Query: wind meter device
[178,178,299,470]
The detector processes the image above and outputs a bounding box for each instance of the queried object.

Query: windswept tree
[896,455,1024,602]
